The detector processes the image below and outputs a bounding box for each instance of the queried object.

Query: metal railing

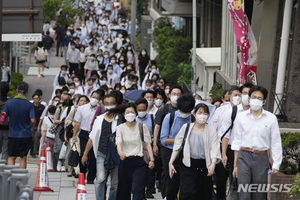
[272,92,288,122]
[0,160,33,200]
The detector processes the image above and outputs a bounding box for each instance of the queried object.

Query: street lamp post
[191,0,197,92]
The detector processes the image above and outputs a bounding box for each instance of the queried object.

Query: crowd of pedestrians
[0,1,283,200]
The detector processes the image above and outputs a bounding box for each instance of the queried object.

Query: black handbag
[173,123,190,167]
[66,109,77,140]
[227,177,239,200]
[68,143,80,167]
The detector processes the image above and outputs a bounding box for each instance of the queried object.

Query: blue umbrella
[194,100,216,123]
[123,90,145,102]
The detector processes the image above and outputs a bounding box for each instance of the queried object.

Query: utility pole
[191,0,196,92]
[130,0,137,47]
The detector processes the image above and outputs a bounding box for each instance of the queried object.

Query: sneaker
[61,166,66,172]
[56,161,62,172]
[37,74,41,78]
[41,74,45,77]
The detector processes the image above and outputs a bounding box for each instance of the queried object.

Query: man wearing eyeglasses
[231,85,282,200]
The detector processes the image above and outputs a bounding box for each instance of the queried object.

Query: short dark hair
[211,98,222,105]
[141,90,156,99]
[52,95,60,100]
[194,103,210,116]
[135,98,148,108]
[107,65,113,69]
[249,85,268,100]
[127,74,135,81]
[103,94,116,104]
[154,88,167,103]
[61,65,68,70]
[62,99,73,107]
[110,90,123,105]
[239,82,254,93]
[48,105,57,114]
[17,81,29,94]
[228,86,240,95]
[61,86,69,92]
[70,41,75,46]
[91,91,101,99]
[58,77,66,86]
[32,93,40,99]
[34,89,43,96]
[68,82,75,87]
[177,94,195,113]
[55,89,62,95]
[145,79,152,84]
[222,89,229,98]
[96,88,105,99]
[169,85,183,95]
[46,31,50,35]
[77,95,90,103]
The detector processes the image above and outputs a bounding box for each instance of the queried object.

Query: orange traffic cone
[76,173,87,200]
[46,141,54,172]
[34,149,54,192]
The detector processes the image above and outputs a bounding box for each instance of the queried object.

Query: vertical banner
[227,0,258,84]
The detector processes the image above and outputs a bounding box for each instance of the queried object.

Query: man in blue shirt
[160,94,195,200]
[135,97,156,198]
[3,81,35,169]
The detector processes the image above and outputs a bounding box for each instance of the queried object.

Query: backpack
[36,47,46,61]
[220,106,238,142]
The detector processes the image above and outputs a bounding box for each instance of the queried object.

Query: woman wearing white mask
[137,49,150,83]
[79,46,87,84]
[64,95,89,178]
[169,103,221,200]
[112,103,154,200]
[84,54,99,80]
[154,88,167,110]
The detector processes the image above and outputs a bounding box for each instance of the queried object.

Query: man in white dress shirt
[220,83,254,190]
[106,65,119,88]
[231,85,282,200]
[208,86,241,200]
[66,42,80,75]
[73,90,102,184]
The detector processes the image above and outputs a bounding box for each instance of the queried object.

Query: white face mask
[138,111,147,118]
[196,114,208,124]
[128,47,132,50]
[53,102,58,106]
[75,82,80,87]
[250,99,263,111]
[126,39,130,43]
[120,90,126,94]
[67,32,71,36]
[90,98,99,106]
[170,96,178,105]
[104,44,108,47]
[111,60,116,64]
[105,105,116,111]
[120,64,125,68]
[155,99,163,107]
[223,101,230,106]
[179,111,190,119]
[61,70,67,75]
[69,89,75,94]
[104,55,109,58]
[148,100,154,107]
[71,45,75,49]
[142,52,146,56]
[145,86,152,90]
[100,80,107,85]
[151,69,157,74]
[125,113,136,122]
[107,69,113,74]
[165,89,170,95]
[242,94,249,106]
[232,96,241,106]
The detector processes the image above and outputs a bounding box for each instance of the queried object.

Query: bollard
[1,165,19,200]
[0,160,7,200]
[9,169,28,200]
[17,185,33,200]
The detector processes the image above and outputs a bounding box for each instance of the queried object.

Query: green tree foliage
[8,72,23,98]
[43,0,82,26]
[289,173,300,198]
[209,82,224,99]
[152,17,192,85]
[137,0,149,23]
[280,132,300,175]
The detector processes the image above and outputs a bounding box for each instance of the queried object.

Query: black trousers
[164,147,180,200]
[159,145,168,198]
[79,130,96,182]
[215,145,234,199]
[69,63,79,76]
[116,156,147,200]
[180,159,212,200]
[56,40,62,56]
